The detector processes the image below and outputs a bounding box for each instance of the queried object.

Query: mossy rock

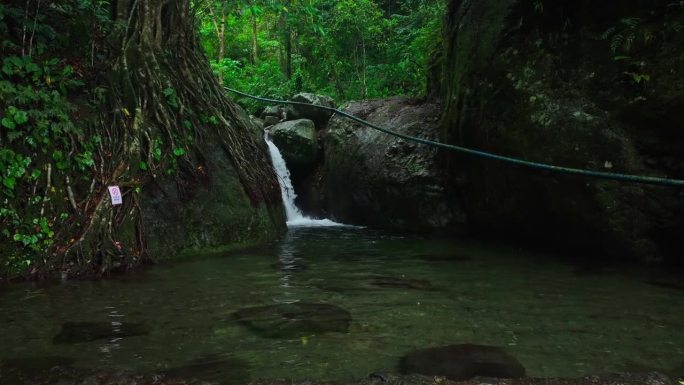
[270,119,319,165]
[321,97,459,232]
[434,0,684,263]
[286,93,336,128]
[141,134,285,260]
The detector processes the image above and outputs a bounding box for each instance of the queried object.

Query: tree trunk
[280,0,292,79]
[206,1,226,82]
[251,11,258,64]
[218,10,226,81]
[285,26,292,79]
[62,0,283,276]
[362,38,368,98]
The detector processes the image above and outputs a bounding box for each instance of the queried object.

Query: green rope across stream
[225,87,684,187]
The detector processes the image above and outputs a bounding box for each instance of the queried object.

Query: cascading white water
[264,133,346,227]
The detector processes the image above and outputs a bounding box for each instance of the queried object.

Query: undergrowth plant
[0,1,109,278]
[600,3,683,85]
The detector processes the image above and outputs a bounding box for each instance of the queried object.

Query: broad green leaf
[52,150,64,161]
[1,117,15,129]
[13,110,28,124]
[2,176,16,189]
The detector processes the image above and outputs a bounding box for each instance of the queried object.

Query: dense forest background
[0,0,444,279]
[2,0,683,280]
[197,0,445,110]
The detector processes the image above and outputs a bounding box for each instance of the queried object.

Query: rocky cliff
[433,0,684,262]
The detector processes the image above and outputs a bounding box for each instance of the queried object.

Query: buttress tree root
[57,0,282,277]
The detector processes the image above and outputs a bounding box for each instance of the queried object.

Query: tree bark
[251,10,258,64]
[206,1,226,82]
[62,0,282,276]
[280,0,292,79]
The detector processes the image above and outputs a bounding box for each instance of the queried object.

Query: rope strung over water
[225,87,684,187]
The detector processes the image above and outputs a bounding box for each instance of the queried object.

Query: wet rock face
[141,136,285,259]
[270,119,319,165]
[286,93,336,128]
[52,321,149,344]
[264,115,280,127]
[436,0,684,263]
[232,302,351,338]
[399,344,526,381]
[320,97,461,232]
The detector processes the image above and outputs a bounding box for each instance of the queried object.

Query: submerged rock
[270,119,319,165]
[162,353,250,385]
[286,93,336,128]
[370,276,436,291]
[52,321,149,344]
[232,302,351,338]
[312,279,379,294]
[313,275,437,293]
[413,254,471,263]
[399,344,526,380]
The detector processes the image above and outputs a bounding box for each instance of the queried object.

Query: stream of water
[0,228,682,384]
[0,138,682,384]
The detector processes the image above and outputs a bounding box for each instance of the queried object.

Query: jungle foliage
[195,0,446,111]
[0,0,113,278]
[0,0,281,280]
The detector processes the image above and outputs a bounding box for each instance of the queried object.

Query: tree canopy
[196,0,446,110]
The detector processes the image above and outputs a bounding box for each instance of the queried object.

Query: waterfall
[264,133,346,227]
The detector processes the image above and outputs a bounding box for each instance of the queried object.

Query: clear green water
[0,227,683,383]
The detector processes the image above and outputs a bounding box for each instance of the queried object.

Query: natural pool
[0,227,682,384]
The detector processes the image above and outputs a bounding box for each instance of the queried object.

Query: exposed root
[50,0,281,278]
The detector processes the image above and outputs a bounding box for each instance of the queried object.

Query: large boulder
[263,115,280,127]
[287,93,336,128]
[260,105,283,120]
[399,344,526,381]
[270,119,319,165]
[320,97,460,232]
[434,0,684,262]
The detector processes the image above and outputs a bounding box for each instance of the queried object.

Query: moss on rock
[436,0,684,263]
